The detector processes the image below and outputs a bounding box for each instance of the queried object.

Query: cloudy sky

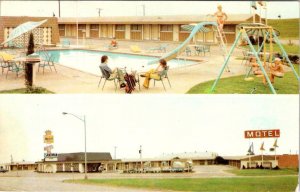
[0,94,298,163]
[0,1,299,19]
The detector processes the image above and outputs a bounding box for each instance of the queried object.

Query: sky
[0,94,298,163]
[0,1,299,19]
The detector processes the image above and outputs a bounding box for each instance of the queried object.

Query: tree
[25,33,34,90]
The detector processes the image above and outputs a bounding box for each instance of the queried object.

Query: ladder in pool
[214,26,230,72]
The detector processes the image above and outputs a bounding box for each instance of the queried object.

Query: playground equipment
[148,21,229,71]
[210,23,299,94]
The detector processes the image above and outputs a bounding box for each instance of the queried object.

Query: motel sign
[244,129,280,138]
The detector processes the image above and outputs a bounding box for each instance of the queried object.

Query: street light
[62,112,88,180]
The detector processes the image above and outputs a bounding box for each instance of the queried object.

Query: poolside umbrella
[181,24,211,33]
[0,52,15,61]
[1,19,47,46]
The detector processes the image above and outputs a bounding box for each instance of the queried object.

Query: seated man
[99,55,125,87]
[109,37,118,49]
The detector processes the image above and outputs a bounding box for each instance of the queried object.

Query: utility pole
[96,8,103,17]
[114,146,117,159]
[0,0,2,16]
[141,4,145,16]
[58,0,61,17]
[139,145,143,172]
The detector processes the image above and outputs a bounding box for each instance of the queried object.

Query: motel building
[0,14,264,47]
[57,14,264,44]
[1,152,298,173]
[35,151,217,173]
[1,161,37,171]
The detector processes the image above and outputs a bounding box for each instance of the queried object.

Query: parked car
[0,169,8,173]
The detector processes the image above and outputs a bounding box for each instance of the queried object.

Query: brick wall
[278,154,298,168]
[0,16,60,44]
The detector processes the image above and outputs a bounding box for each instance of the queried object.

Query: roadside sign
[244,129,280,138]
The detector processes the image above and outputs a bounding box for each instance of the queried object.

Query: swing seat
[272,72,284,78]
[255,74,264,78]
[244,77,254,81]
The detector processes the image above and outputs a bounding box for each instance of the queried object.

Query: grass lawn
[0,88,53,94]
[243,43,299,55]
[66,176,298,192]
[187,65,299,94]
[268,19,299,39]
[226,168,298,176]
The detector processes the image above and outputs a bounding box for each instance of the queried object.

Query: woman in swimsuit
[214,5,228,31]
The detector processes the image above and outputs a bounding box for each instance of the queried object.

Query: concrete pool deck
[0,41,252,94]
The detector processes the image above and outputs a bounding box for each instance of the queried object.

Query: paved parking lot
[0,165,235,191]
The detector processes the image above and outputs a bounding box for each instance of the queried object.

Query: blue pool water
[39,49,197,75]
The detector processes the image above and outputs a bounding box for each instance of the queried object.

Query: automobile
[0,169,8,173]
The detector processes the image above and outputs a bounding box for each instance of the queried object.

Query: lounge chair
[150,66,171,91]
[148,44,169,53]
[130,45,141,53]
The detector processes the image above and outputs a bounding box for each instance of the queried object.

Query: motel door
[151,24,159,40]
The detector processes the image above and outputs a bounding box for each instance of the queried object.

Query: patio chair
[185,47,192,56]
[194,45,204,56]
[6,61,23,79]
[98,66,118,92]
[0,55,10,75]
[38,55,57,74]
[151,66,171,91]
[62,39,70,48]
[148,44,169,53]
[202,45,211,56]
[241,50,250,65]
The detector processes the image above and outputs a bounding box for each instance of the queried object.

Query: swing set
[210,23,299,94]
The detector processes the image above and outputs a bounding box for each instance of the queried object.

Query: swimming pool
[39,49,198,75]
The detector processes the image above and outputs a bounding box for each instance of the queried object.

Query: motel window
[116,24,125,31]
[59,24,65,31]
[90,24,99,30]
[160,25,173,32]
[78,24,86,30]
[131,24,142,31]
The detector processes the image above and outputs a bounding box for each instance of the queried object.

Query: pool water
[39,49,197,75]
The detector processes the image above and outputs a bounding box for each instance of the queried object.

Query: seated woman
[270,58,284,83]
[99,55,125,87]
[109,37,118,49]
[142,59,167,89]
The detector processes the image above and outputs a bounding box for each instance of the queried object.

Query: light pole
[96,8,103,17]
[62,112,88,180]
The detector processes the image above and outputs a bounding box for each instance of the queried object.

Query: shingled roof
[57,152,112,162]
[58,14,263,25]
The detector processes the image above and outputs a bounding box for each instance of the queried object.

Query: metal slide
[148,21,219,65]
